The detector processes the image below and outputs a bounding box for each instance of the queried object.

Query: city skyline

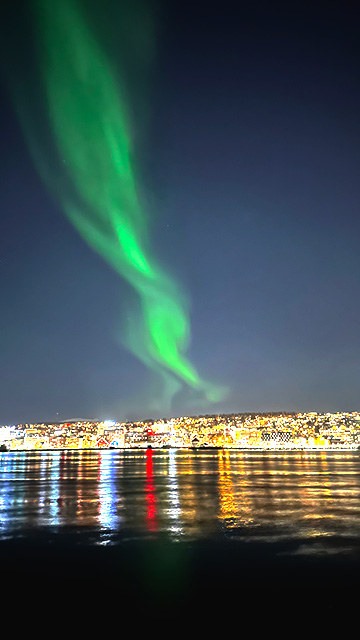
[2,409,359,451]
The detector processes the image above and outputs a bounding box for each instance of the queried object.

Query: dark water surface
[1,449,360,607]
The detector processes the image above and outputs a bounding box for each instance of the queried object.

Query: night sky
[1,1,360,424]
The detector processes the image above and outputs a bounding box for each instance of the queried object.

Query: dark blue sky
[1,1,360,423]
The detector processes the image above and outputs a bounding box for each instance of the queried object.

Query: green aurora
[23,0,226,407]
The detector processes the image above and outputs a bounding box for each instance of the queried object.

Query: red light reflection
[145,449,157,532]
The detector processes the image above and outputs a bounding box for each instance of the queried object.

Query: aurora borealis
[1,0,360,422]
[21,0,226,407]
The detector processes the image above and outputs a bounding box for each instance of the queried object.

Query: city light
[0,412,359,451]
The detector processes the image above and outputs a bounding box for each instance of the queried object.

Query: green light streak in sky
[31,0,226,404]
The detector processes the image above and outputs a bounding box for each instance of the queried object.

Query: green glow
[29,0,226,404]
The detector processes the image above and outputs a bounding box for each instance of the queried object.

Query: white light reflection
[167,449,183,539]
[49,452,61,527]
[37,451,48,524]
[97,451,120,535]
[0,453,12,536]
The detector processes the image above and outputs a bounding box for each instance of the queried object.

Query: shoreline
[1,445,359,453]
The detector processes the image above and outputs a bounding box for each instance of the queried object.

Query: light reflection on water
[1,449,360,552]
